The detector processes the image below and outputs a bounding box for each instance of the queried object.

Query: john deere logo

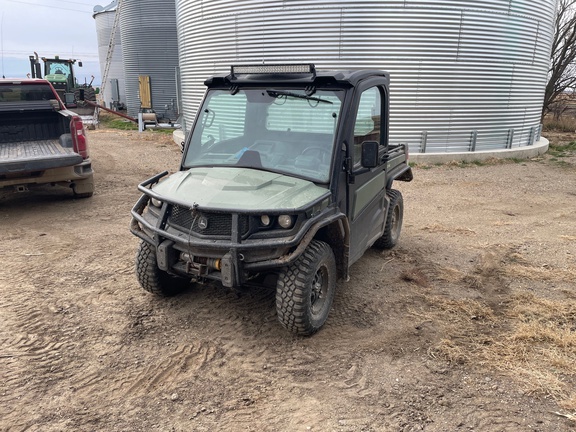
[197,216,208,230]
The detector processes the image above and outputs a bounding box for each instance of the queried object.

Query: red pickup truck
[0,79,94,197]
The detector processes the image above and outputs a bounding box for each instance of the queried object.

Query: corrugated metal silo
[93,2,126,109]
[175,0,556,154]
[119,0,180,120]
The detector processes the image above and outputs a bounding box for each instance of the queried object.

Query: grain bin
[175,0,556,155]
[93,2,126,109]
[119,0,179,120]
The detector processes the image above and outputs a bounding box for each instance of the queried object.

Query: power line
[2,49,99,58]
[53,0,100,5]
[3,0,91,13]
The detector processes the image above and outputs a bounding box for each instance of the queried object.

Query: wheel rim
[391,205,400,242]
[310,265,329,315]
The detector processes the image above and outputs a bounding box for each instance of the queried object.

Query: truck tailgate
[0,140,82,175]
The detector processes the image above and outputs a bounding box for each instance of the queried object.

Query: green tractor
[29,52,96,107]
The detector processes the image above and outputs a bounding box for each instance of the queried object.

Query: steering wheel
[302,146,330,162]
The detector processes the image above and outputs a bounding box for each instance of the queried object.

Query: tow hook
[14,185,29,193]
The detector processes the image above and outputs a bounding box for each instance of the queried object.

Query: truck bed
[0,110,67,143]
[0,140,82,175]
[0,107,82,176]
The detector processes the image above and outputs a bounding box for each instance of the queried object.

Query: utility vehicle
[131,64,412,335]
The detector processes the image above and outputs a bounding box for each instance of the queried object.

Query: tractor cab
[42,57,78,105]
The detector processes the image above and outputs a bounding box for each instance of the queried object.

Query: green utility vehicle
[131,64,413,335]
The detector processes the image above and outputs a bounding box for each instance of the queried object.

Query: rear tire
[74,87,96,103]
[135,241,189,297]
[373,189,403,250]
[276,240,336,336]
[72,177,94,198]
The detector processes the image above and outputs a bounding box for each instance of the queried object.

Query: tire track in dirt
[0,281,80,429]
[2,130,575,431]
[83,281,379,431]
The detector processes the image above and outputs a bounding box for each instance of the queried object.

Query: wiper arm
[266,90,333,104]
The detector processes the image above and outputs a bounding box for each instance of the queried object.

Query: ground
[1,128,575,432]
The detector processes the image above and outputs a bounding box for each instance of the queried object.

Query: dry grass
[504,263,576,283]
[543,114,576,133]
[412,246,576,410]
[420,292,576,409]
[421,224,477,235]
[406,130,576,417]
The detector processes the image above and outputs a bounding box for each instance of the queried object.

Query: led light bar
[231,64,315,76]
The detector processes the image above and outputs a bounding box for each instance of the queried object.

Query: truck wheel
[72,177,94,198]
[135,241,189,297]
[373,189,404,250]
[276,240,336,336]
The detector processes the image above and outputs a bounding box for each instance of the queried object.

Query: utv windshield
[183,88,343,183]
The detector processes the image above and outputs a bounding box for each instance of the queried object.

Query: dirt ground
[1,128,575,432]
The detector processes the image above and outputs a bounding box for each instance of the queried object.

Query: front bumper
[130,173,340,288]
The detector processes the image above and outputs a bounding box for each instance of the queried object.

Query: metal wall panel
[93,9,126,108]
[175,0,556,153]
[120,0,180,119]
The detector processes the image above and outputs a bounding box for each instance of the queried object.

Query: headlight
[278,214,294,229]
[260,215,271,226]
[150,197,162,207]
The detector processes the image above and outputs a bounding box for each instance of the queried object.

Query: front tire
[276,240,337,336]
[135,241,189,296]
[373,189,404,250]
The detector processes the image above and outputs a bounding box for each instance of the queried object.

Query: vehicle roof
[205,68,389,89]
[0,78,52,85]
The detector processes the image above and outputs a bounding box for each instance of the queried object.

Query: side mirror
[78,61,83,67]
[361,141,379,168]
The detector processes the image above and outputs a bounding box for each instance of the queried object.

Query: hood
[152,167,329,211]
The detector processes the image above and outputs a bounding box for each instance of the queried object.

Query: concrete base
[173,129,186,150]
[409,137,549,164]
[171,130,550,164]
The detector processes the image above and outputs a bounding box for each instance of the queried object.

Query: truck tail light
[71,116,89,159]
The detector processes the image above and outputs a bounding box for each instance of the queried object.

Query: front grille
[168,205,250,238]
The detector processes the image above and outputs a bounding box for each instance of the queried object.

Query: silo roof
[93,0,117,17]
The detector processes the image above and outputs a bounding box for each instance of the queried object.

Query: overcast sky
[0,0,103,84]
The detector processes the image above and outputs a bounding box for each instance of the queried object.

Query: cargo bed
[0,140,82,175]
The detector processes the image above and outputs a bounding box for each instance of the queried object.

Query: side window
[353,87,381,165]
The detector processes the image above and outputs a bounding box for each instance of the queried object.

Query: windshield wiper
[266,90,333,104]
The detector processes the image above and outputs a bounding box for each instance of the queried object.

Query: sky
[0,0,103,84]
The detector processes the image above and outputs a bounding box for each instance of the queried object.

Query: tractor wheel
[73,87,96,104]
[276,240,336,336]
[373,189,404,250]
[135,241,189,297]
[84,87,96,102]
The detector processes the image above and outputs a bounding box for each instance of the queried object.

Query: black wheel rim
[310,265,329,316]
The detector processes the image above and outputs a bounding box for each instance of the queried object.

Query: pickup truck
[0,79,94,197]
[131,64,413,335]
